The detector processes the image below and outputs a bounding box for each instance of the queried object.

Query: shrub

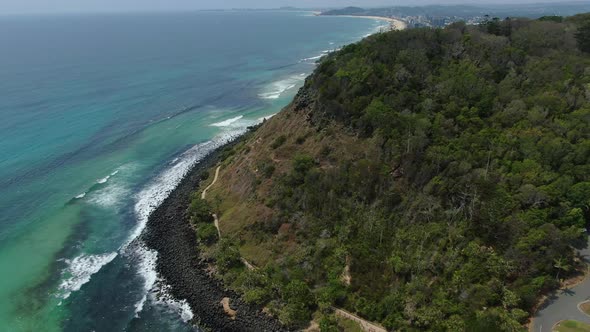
[243,288,271,305]
[188,197,213,225]
[292,154,315,175]
[216,239,243,273]
[295,135,307,145]
[278,279,315,327]
[220,146,236,162]
[200,171,210,181]
[262,163,276,178]
[196,223,218,245]
[271,135,287,149]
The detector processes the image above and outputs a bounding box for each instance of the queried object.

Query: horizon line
[0,1,588,17]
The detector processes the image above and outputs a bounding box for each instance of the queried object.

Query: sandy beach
[323,14,407,30]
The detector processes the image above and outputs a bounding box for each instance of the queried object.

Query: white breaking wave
[130,234,194,323]
[300,54,323,62]
[126,128,247,249]
[128,127,251,321]
[258,73,307,100]
[129,114,270,321]
[210,115,244,127]
[88,183,129,208]
[132,244,158,316]
[300,47,342,64]
[152,280,194,322]
[74,192,86,199]
[97,176,110,184]
[58,252,118,300]
[96,169,119,184]
[56,117,263,318]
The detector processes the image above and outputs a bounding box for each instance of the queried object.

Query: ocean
[0,10,382,331]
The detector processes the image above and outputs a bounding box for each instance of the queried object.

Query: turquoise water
[0,11,381,331]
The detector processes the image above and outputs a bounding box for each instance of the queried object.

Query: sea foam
[88,183,129,208]
[128,110,276,319]
[97,176,110,184]
[210,115,244,127]
[131,243,158,316]
[128,125,253,320]
[300,55,323,62]
[127,130,245,248]
[74,192,87,199]
[152,281,195,322]
[58,252,118,300]
[129,243,194,322]
[96,169,120,184]
[258,73,306,100]
[56,126,245,310]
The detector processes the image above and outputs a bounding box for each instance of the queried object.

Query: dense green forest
[192,14,590,331]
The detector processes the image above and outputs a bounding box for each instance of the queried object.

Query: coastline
[322,14,407,30]
[140,132,286,332]
[134,13,389,332]
[134,14,388,331]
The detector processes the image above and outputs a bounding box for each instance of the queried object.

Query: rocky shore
[141,134,287,332]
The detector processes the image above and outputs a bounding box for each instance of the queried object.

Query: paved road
[532,237,590,332]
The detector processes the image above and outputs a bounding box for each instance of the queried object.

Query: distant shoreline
[318,13,407,30]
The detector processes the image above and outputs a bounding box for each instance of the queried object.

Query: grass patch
[554,320,590,332]
[240,239,273,267]
[336,315,363,332]
[581,302,590,316]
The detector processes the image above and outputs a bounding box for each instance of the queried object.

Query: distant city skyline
[0,0,585,15]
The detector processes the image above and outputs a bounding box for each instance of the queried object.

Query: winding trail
[141,144,286,331]
[332,307,387,332]
[201,166,221,200]
[532,236,590,332]
[199,165,383,329]
[202,166,222,238]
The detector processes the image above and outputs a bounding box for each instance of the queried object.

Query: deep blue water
[0,11,382,331]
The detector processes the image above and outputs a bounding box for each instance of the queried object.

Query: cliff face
[196,14,590,331]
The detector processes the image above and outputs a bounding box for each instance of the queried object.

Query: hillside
[191,15,590,331]
[320,3,590,20]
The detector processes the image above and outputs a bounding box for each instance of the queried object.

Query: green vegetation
[258,161,276,179]
[271,135,287,149]
[335,316,363,332]
[188,196,213,225]
[577,21,590,53]
[554,320,590,332]
[196,223,218,245]
[188,197,218,245]
[198,14,590,331]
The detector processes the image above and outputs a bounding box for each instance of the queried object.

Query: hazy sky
[0,0,579,15]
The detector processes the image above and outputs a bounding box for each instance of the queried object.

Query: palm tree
[553,257,571,282]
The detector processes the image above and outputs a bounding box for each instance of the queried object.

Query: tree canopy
[200,14,590,331]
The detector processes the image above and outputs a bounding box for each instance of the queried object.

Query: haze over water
[0,10,382,331]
